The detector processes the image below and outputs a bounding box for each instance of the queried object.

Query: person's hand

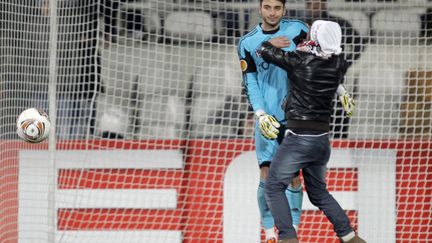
[339,92,356,117]
[268,36,291,48]
[255,110,280,140]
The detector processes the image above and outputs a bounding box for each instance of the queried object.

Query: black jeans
[265,131,353,239]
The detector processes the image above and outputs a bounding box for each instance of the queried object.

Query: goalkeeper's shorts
[254,123,286,166]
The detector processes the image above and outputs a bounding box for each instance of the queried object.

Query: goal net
[1,0,431,242]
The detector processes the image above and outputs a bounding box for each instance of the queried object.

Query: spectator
[261,20,365,243]
[302,0,365,138]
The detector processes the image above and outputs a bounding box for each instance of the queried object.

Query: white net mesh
[1,0,431,242]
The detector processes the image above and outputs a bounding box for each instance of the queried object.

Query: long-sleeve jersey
[237,19,308,122]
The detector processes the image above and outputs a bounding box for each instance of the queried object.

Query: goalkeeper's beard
[262,16,282,30]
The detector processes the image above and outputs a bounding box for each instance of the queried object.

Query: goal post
[1,0,431,242]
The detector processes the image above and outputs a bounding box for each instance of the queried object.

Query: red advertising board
[0,139,431,242]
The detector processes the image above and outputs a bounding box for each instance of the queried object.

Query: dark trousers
[265,131,353,239]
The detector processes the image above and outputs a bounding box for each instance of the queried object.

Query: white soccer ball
[16,108,51,143]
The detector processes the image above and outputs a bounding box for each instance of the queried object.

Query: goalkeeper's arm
[336,84,355,117]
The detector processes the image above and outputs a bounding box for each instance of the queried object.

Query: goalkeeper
[259,20,364,243]
[237,0,309,241]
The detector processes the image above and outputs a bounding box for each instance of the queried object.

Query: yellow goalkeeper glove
[255,110,280,140]
[339,92,356,117]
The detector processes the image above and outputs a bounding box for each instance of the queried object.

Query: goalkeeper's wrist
[337,84,347,96]
[255,109,266,119]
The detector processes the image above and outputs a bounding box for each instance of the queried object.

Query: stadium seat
[100,41,194,139]
[328,10,370,37]
[372,10,423,44]
[164,11,214,42]
[95,93,132,139]
[136,43,194,97]
[192,46,242,96]
[118,7,161,41]
[334,37,428,139]
[399,70,432,137]
[189,94,246,138]
[101,56,136,98]
[136,94,186,139]
[348,44,409,139]
[188,46,246,138]
[354,45,408,93]
[97,48,142,139]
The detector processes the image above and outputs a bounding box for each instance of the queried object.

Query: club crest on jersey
[240,59,248,72]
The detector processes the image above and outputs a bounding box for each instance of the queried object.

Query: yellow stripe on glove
[339,92,356,117]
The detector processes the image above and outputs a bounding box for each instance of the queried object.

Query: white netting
[1,0,431,242]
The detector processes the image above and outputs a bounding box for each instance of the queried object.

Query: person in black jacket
[302,0,365,138]
[260,20,366,243]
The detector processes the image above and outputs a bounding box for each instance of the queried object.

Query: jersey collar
[259,24,280,35]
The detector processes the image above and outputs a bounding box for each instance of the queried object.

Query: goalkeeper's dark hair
[260,0,286,6]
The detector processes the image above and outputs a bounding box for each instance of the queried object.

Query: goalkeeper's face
[259,0,286,30]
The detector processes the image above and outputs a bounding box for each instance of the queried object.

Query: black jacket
[260,41,348,132]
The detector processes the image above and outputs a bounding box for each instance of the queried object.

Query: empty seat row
[96,43,246,139]
[95,92,248,139]
[116,4,427,42]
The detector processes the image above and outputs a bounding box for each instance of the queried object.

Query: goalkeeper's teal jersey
[238,19,308,122]
[237,19,308,163]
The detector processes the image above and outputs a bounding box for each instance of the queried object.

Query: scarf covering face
[311,20,342,55]
[302,20,342,58]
